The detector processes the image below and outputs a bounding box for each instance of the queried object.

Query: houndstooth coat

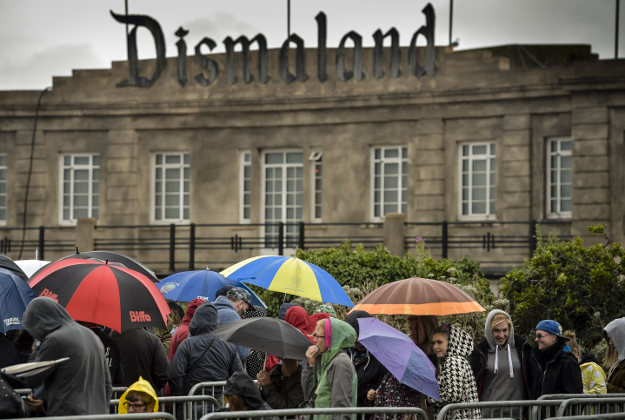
[434,325,481,419]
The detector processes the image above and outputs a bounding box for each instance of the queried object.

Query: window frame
[546,137,573,219]
[310,150,323,222]
[458,142,497,221]
[151,151,190,224]
[370,145,407,222]
[0,154,6,226]
[58,153,100,225]
[260,149,303,249]
[239,150,252,224]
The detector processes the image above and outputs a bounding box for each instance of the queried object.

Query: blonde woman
[563,330,606,394]
[604,317,625,393]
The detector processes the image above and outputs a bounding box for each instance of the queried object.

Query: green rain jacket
[302,317,358,420]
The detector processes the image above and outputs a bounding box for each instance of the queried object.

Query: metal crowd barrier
[537,393,625,401]
[435,400,565,420]
[547,414,625,420]
[188,380,228,397]
[111,395,221,420]
[200,406,429,420]
[555,397,625,417]
[5,414,175,420]
[112,386,128,399]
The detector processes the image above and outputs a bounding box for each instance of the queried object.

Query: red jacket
[167,298,205,361]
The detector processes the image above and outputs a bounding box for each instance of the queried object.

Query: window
[60,154,99,223]
[240,151,252,223]
[547,138,572,218]
[310,151,322,221]
[371,146,407,220]
[153,152,189,223]
[459,143,496,219]
[262,150,303,248]
[0,155,6,224]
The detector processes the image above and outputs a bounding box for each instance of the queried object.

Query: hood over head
[189,302,219,336]
[182,298,205,324]
[278,303,298,320]
[447,324,474,358]
[484,309,515,350]
[320,318,357,370]
[344,310,371,336]
[22,297,75,340]
[285,306,310,334]
[118,376,159,413]
[224,371,266,409]
[307,312,332,334]
[605,317,625,362]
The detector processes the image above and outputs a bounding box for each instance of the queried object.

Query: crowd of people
[2,286,625,419]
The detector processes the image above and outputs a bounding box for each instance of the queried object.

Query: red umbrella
[351,277,485,316]
[29,258,169,333]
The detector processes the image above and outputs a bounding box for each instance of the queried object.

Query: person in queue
[213,287,252,362]
[223,371,272,412]
[528,320,582,397]
[431,324,480,419]
[118,376,159,414]
[470,309,531,401]
[21,297,112,416]
[302,317,357,420]
[257,357,305,409]
[604,316,625,392]
[563,330,606,394]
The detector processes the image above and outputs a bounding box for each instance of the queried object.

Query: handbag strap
[187,336,216,373]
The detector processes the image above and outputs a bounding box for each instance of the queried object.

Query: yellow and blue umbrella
[220,256,353,307]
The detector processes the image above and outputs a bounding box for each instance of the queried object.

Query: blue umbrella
[156,269,266,308]
[0,267,36,333]
[357,317,440,401]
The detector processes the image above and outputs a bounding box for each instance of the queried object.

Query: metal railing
[200,406,429,420]
[111,395,220,420]
[0,219,572,276]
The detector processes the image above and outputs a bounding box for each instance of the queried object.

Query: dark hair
[431,323,451,339]
[167,301,184,321]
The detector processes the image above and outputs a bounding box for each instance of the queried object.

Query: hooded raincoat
[434,325,480,420]
[213,295,250,362]
[301,317,357,420]
[22,297,112,416]
[604,317,625,393]
[170,303,243,398]
[225,371,272,410]
[470,309,531,400]
[118,376,159,413]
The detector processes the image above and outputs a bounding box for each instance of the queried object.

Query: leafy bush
[499,226,625,353]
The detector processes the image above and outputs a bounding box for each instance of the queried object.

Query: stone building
[0,21,623,275]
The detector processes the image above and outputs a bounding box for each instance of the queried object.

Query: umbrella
[351,277,484,316]
[0,254,29,283]
[357,317,440,401]
[59,250,158,282]
[220,255,353,307]
[15,260,50,278]
[156,269,266,308]
[28,258,169,333]
[210,317,312,360]
[0,267,36,333]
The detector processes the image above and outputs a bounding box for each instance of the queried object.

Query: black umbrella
[0,254,29,283]
[210,318,313,361]
[58,250,158,282]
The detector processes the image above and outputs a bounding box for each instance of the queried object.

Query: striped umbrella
[29,258,169,332]
[221,255,353,307]
[351,277,484,316]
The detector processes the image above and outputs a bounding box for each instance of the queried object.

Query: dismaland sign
[110,3,436,89]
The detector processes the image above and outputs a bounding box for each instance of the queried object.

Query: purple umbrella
[357,317,440,401]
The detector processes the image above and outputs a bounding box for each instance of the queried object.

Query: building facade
[1,26,623,275]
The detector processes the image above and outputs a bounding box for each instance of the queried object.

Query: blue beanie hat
[536,319,570,341]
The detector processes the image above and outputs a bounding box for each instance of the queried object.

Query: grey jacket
[22,297,112,416]
[170,303,243,397]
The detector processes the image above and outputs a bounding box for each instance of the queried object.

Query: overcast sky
[0,0,621,90]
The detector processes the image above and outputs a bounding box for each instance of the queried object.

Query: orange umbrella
[351,277,485,316]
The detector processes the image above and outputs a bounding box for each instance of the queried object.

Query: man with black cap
[213,287,252,362]
[528,319,582,398]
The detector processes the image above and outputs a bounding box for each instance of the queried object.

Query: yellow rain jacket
[118,376,159,413]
